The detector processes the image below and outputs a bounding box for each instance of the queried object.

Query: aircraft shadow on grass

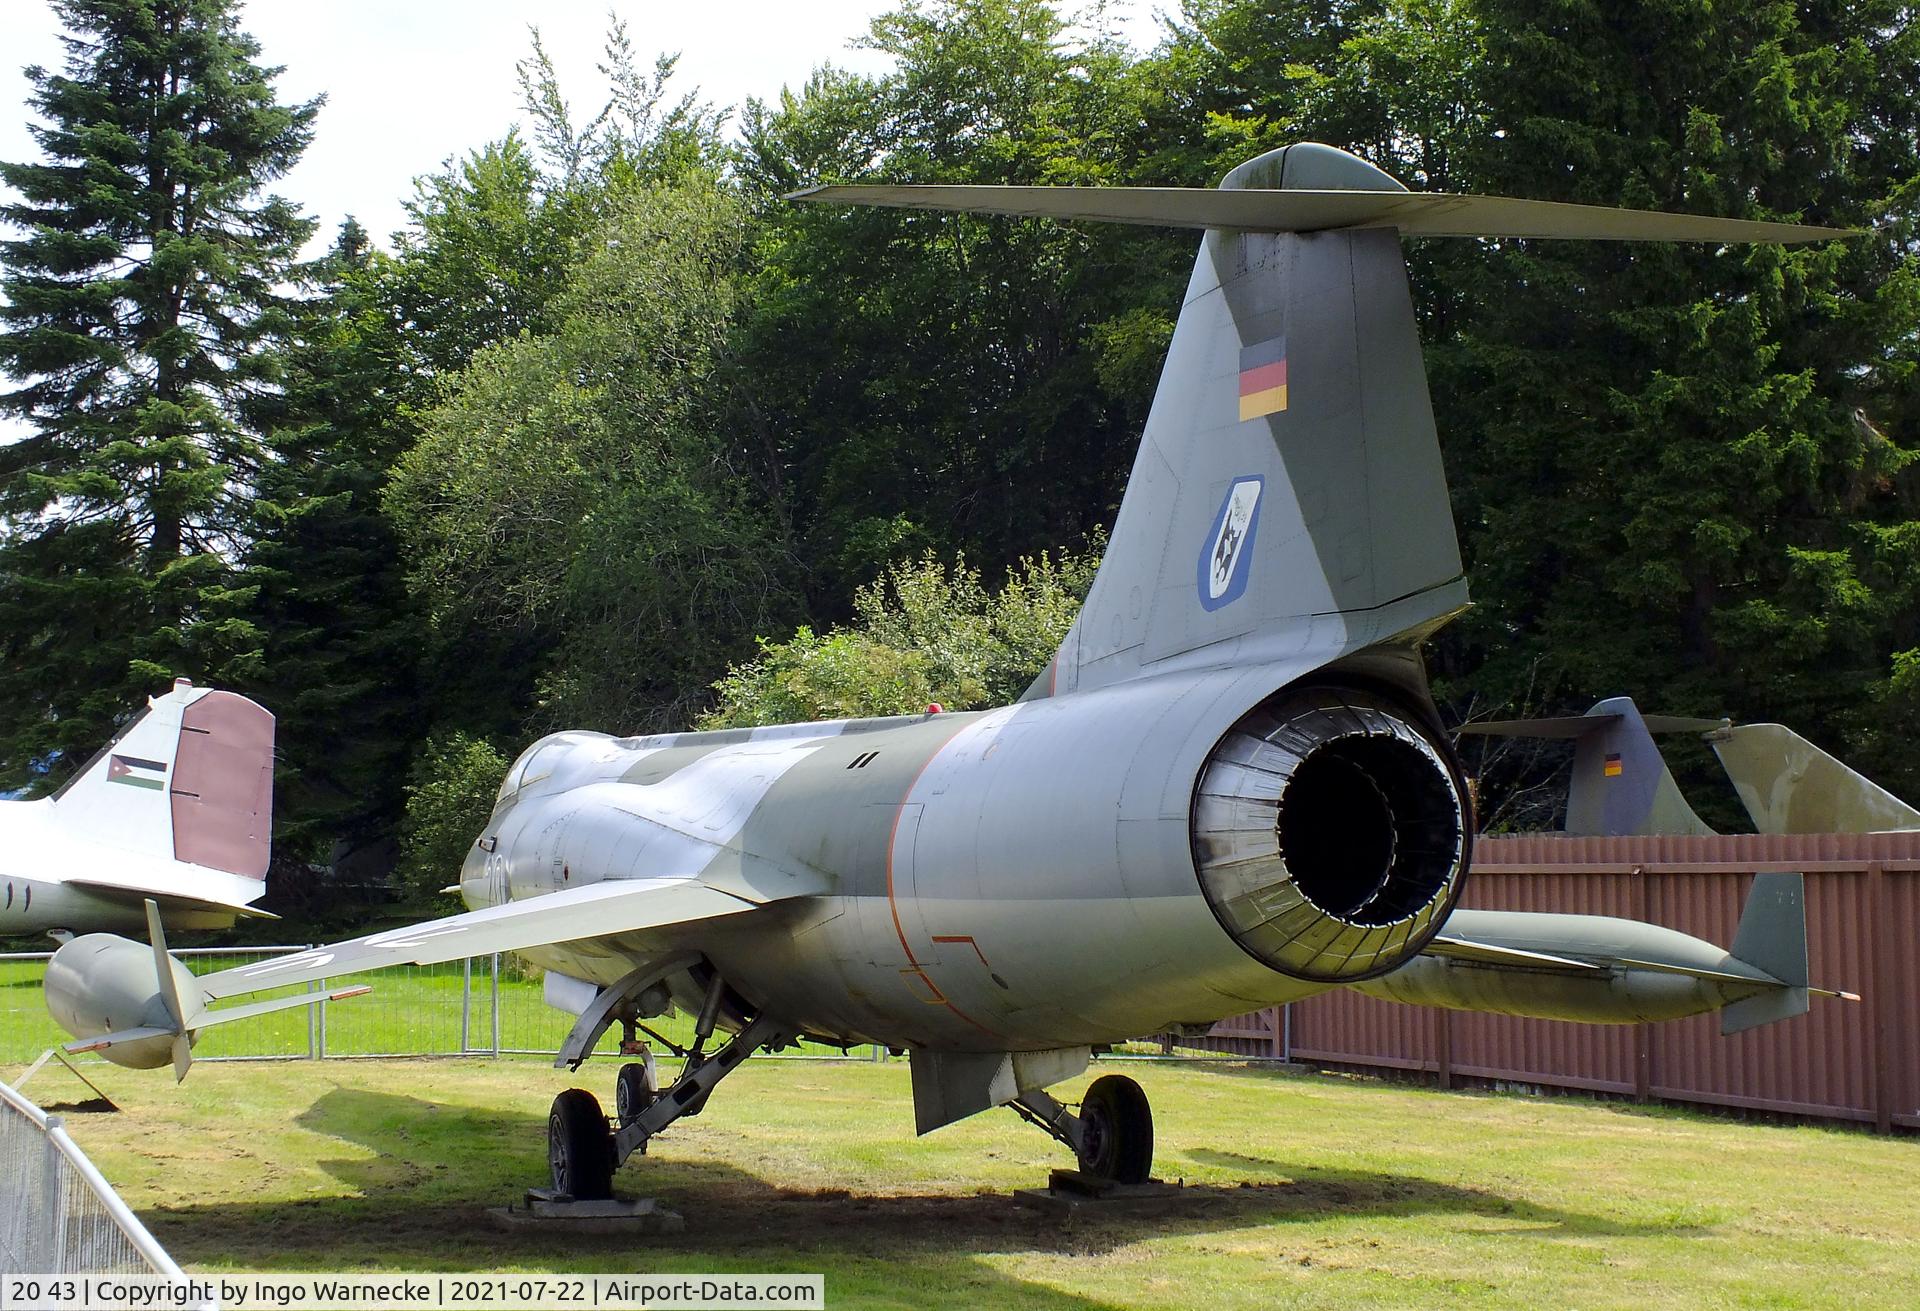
[132,1087,1683,1309]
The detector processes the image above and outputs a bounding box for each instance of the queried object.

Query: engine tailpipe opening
[1191,687,1470,982]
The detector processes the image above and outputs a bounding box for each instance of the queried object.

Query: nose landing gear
[615,1053,659,1125]
[547,1087,615,1201]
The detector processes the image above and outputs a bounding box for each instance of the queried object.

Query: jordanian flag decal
[107,754,168,790]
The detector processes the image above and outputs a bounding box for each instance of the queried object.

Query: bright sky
[1,0,1165,250]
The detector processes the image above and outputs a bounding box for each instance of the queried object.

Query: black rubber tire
[548,1088,615,1200]
[1076,1075,1154,1185]
[615,1058,659,1125]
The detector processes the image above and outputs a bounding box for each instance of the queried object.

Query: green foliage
[397,732,507,901]
[376,132,586,393]
[518,19,731,188]
[702,542,1099,727]
[738,0,1189,600]
[387,178,799,733]
[1154,0,1920,811]
[0,0,317,790]
[6,0,1918,874]
[239,220,424,867]
[1428,0,1920,803]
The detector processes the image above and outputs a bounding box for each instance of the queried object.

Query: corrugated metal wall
[1187,833,1920,1130]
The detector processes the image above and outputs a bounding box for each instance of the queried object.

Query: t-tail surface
[1460,696,1723,836]
[1462,695,1920,835]
[1,678,275,936]
[45,145,1857,1197]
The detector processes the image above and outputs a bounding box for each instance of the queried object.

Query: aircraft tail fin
[1461,696,1718,837]
[49,679,275,881]
[1026,143,1469,695]
[1710,724,1920,835]
[793,144,1847,701]
[1720,873,1816,1035]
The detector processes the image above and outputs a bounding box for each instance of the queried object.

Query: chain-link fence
[0,948,890,1067]
[0,1076,185,1276]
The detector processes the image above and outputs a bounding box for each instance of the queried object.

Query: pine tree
[240,220,422,877]
[0,0,318,789]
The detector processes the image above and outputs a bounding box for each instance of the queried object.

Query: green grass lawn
[0,955,852,1062]
[27,1055,1919,1310]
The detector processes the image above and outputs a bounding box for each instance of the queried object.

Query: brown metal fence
[1184,832,1920,1131]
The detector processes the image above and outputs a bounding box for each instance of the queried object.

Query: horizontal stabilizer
[65,1024,172,1054]
[67,879,277,920]
[1459,711,1725,739]
[1640,714,1730,734]
[787,184,1854,243]
[1458,714,1621,739]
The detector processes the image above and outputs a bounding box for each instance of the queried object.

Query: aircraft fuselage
[463,665,1403,1053]
[0,799,244,938]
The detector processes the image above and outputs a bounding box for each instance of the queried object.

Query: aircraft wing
[58,861,266,912]
[194,878,762,1002]
[1423,934,1605,972]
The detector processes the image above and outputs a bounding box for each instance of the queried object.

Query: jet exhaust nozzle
[44,932,198,1070]
[1191,687,1470,982]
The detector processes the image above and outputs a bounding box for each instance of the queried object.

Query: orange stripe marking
[886,726,1004,1039]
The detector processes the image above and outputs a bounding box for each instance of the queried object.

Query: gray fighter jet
[1462,696,1920,836]
[44,144,1856,1198]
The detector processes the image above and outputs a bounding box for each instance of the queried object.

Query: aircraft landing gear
[545,1011,789,1200]
[1011,1073,1155,1185]
[615,1053,659,1125]
[547,1087,615,1200]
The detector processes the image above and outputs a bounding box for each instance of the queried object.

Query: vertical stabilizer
[50,680,275,879]
[1711,724,1920,835]
[1563,698,1714,838]
[1721,872,1811,1034]
[1028,144,1468,697]
[1460,696,1717,836]
[788,147,1848,704]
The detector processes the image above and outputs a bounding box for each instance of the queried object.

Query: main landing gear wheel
[1076,1075,1154,1185]
[548,1088,615,1200]
[615,1058,659,1125]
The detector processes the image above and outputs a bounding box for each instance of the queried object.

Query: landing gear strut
[1011,1073,1155,1185]
[546,972,790,1200]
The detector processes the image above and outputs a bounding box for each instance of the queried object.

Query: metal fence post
[460,957,472,1054]
[307,977,319,1061]
[490,953,501,1056]
[1870,862,1894,1134]
[43,1114,63,1272]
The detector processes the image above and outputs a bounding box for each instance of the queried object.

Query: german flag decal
[1603,753,1624,778]
[1238,335,1288,421]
